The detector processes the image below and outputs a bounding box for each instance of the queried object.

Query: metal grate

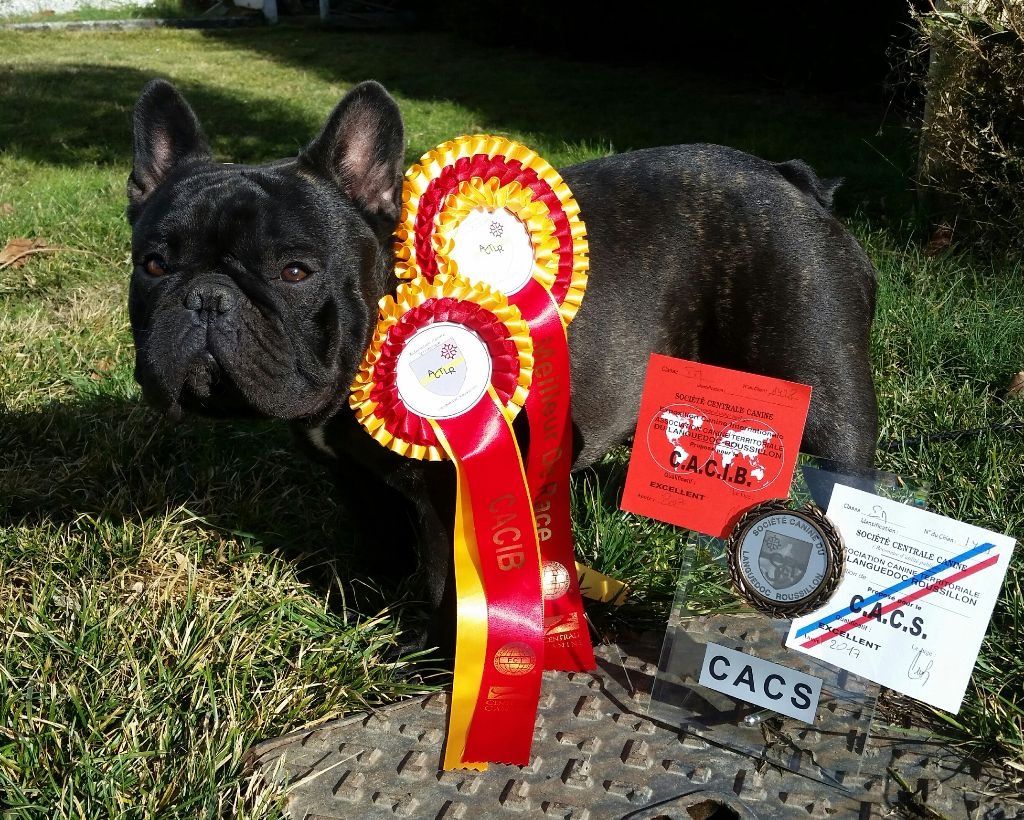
[244,633,1021,819]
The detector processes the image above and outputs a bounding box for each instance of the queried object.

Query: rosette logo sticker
[411,336,466,395]
[448,209,535,295]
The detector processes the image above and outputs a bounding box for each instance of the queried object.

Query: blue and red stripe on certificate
[792,542,998,649]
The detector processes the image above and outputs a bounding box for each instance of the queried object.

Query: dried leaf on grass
[1006,371,1024,399]
[0,203,14,216]
[88,357,115,381]
[924,223,954,257]
[0,237,60,270]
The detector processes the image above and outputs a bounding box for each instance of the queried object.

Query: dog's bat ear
[128,79,211,218]
[300,80,405,233]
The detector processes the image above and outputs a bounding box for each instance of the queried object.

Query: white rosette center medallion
[396,322,492,419]
[448,207,534,295]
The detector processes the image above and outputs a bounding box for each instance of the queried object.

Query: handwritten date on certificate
[786,484,1015,714]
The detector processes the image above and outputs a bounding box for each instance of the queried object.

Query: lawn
[1,20,1022,817]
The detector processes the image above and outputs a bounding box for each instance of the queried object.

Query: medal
[727,500,845,618]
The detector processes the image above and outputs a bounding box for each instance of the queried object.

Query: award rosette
[350,274,543,770]
[396,135,595,673]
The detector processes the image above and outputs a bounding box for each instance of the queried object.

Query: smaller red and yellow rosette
[350,274,543,770]
[396,135,596,673]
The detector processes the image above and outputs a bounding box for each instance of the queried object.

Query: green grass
[1,22,1022,815]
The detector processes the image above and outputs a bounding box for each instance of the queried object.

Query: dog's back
[561,144,878,469]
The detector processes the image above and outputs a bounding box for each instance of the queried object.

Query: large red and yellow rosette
[396,135,596,673]
[350,274,542,770]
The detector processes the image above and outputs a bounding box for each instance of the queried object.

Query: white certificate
[785,484,1016,713]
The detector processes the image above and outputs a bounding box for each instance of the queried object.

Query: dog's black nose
[184,283,236,315]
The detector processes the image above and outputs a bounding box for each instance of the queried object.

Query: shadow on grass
[0,63,320,168]
[0,30,918,224]
[0,392,418,617]
[189,26,919,223]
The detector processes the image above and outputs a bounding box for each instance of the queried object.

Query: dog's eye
[143,255,169,277]
[281,264,311,283]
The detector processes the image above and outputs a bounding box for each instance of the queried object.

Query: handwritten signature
[907,649,933,685]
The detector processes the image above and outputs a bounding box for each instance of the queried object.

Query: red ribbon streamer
[435,395,545,766]
[512,281,596,672]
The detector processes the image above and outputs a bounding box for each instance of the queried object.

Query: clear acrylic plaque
[647,454,930,789]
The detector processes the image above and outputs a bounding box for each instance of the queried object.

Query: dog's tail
[773,158,843,211]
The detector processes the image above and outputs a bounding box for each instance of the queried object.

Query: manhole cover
[245,634,1020,819]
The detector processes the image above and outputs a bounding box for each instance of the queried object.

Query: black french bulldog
[126,79,879,655]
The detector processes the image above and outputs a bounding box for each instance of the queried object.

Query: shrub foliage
[911,0,1024,252]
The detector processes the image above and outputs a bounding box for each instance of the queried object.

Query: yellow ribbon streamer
[431,417,489,772]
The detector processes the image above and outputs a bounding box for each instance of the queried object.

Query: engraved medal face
[758,527,816,590]
[727,501,845,617]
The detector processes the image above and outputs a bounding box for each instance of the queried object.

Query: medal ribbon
[431,385,543,768]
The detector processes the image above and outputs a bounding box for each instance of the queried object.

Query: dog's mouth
[183,351,218,399]
[176,354,265,419]
[144,347,262,422]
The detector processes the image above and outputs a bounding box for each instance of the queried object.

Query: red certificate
[620,353,812,538]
